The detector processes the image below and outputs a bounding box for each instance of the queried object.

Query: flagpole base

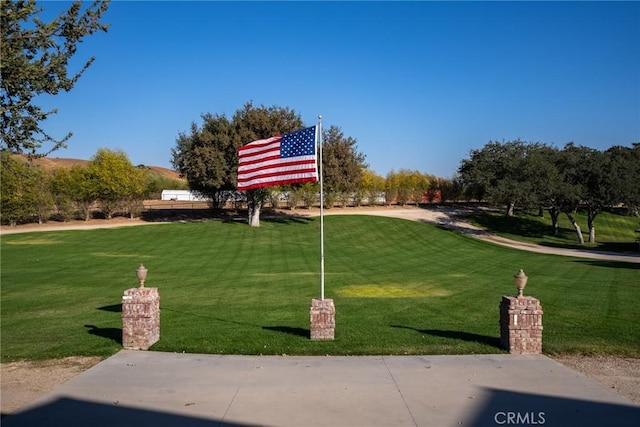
[310,298,335,340]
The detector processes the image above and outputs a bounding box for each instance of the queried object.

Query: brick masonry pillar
[122,287,160,350]
[310,298,335,340]
[500,295,543,354]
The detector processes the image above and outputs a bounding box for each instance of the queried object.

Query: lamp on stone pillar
[136,264,148,288]
[513,269,528,298]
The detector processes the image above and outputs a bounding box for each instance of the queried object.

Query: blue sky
[36,1,639,178]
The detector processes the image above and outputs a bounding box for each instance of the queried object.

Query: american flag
[237,126,318,191]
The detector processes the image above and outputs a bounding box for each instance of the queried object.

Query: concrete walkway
[2,351,638,427]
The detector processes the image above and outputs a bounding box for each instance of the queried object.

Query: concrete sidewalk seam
[382,356,418,427]
[221,357,254,422]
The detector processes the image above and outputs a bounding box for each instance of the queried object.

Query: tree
[233,102,304,226]
[1,0,110,156]
[298,182,319,209]
[387,169,427,206]
[0,152,56,225]
[173,102,305,226]
[552,143,590,244]
[361,169,385,206]
[31,165,54,223]
[68,164,97,221]
[579,148,610,243]
[50,166,76,220]
[606,144,640,217]
[1,152,38,225]
[321,125,367,206]
[171,113,236,209]
[384,170,399,206]
[436,176,464,203]
[521,144,569,235]
[459,140,536,216]
[88,148,145,219]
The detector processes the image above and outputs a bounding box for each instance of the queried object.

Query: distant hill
[13,155,185,182]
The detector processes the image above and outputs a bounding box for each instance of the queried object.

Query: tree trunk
[587,210,598,243]
[248,202,261,227]
[247,188,267,227]
[507,202,515,217]
[565,212,584,245]
[548,207,560,236]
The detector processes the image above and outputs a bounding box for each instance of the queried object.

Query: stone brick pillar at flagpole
[310,298,335,340]
[122,264,160,350]
[499,270,543,354]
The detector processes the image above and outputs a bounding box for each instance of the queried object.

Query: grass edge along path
[468,208,640,253]
[1,215,638,361]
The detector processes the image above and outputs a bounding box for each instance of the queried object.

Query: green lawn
[468,208,640,252]
[1,214,638,361]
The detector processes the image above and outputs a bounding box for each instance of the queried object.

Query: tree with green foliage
[361,169,385,206]
[298,182,319,209]
[31,165,54,223]
[605,144,640,217]
[141,167,188,198]
[526,145,572,236]
[577,147,610,243]
[436,175,464,203]
[233,103,304,226]
[1,0,110,156]
[386,169,427,206]
[384,170,399,206]
[172,102,305,227]
[1,152,38,225]
[88,148,145,219]
[321,125,367,206]
[68,165,96,221]
[50,166,76,221]
[459,140,539,216]
[559,143,607,244]
[171,113,236,209]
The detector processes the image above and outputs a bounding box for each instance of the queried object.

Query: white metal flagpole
[317,115,325,300]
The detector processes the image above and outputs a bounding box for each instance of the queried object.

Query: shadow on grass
[593,241,640,253]
[572,260,640,270]
[467,210,553,238]
[84,324,122,345]
[261,214,315,225]
[97,304,121,313]
[540,240,640,255]
[139,207,314,226]
[262,326,309,338]
[391,325,501,349]
[161,307,258,327]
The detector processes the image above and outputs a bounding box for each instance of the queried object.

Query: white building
[160,190,209,202]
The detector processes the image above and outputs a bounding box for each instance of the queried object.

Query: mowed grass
[1,215,639,361]
[468,208,640,252]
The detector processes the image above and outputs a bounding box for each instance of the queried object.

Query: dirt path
[1,206,638,415]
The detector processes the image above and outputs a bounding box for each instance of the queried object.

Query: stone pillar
[500,296,543,354]
[122,287,160,350]
[310,298,335,340]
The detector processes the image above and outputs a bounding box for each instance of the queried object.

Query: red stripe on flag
[237,127,318,191]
